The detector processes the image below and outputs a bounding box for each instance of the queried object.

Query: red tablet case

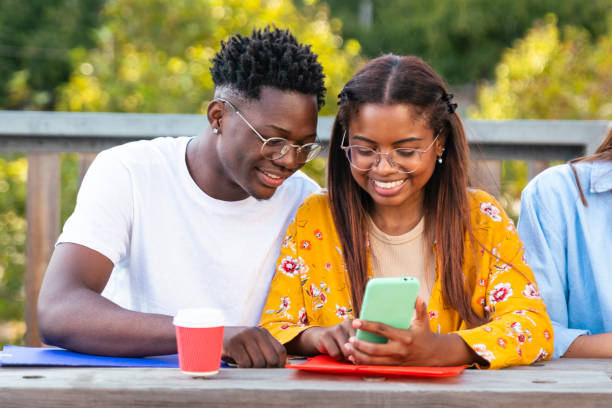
[287,355,465,377]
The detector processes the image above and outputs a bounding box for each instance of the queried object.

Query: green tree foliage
[471,13,612,220]
[324,0,612,84]
[472,14,612,120]
[0,155,27,321]
[0,0,105,109]
[58,0,362,116]
[2,1,357,340]
[0,152,78,343]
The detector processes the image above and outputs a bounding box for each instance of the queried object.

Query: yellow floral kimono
[259,189,553,369]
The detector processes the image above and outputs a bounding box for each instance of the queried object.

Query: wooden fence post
[78,153,98,185]
[528,160,550,181]
[25,153,60,347]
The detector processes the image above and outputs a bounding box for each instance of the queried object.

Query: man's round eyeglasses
[214,98,323,163]
[341,130,440,174]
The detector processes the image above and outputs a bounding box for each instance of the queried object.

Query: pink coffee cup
[173,308,225,377]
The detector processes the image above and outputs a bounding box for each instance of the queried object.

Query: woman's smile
[370,177,408,196]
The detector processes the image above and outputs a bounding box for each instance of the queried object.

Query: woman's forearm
[563,333,612,358]
[438,333,489,367]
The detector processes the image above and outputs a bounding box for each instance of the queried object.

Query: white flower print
[522,283,542,299]
[298,257,310,278]
[480,202,503,222]
[513,310,536,326]
[509,321,523,335]
[278,256,300,277]
[266,296,293,318]
[493,264,511,273]
[282,234,296,253]
[280,296,291,312]
[335,305,349,319]
[489,282,513,305]
[298,307,308,327]
[473,344,496,362]
[491,244,502,264]
[534,348,549,362]
[517,329,532,345]
[308,282,329,310]
[506,321,533,346]
[506,217,516,233]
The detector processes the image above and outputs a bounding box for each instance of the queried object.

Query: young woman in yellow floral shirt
[259,55,553,369]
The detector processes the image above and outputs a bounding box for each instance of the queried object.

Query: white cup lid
[173,308,225,328]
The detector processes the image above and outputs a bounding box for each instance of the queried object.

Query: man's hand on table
[222,326,287,368]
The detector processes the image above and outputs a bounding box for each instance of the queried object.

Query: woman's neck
[370,199,424,236]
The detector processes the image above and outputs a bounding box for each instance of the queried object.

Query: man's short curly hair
[210,27,326,110]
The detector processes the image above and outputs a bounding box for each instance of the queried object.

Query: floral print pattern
[535,348,549,362]
[307,282,330,310]
[480,202,503,222]
[335,305,350,319]
[298,307,308,326]
[473,344,496,362]
[522,283,541,299]
[489,282,513,305]
[259,189,553,369]
[278,256,300,277]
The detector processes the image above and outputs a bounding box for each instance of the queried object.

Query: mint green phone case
[355,277,420,344]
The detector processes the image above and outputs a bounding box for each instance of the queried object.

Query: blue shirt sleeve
[518,172,589,358]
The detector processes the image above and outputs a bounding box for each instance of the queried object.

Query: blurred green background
[2,0,612,344]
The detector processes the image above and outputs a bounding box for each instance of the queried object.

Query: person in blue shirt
[518,128,612,358]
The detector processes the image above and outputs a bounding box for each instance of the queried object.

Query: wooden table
[1,358,612,407]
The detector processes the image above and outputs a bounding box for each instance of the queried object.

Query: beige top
[368,217,434,302]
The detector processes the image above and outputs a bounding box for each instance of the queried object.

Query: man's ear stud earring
[212,128,219,134]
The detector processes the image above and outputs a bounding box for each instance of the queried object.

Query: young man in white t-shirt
[37,28,325,368]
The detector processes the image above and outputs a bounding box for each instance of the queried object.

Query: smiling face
[213,86,319,200]
[346,103,444,215]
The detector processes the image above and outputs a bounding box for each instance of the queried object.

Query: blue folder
[0,345,180,367]
[0,345,231,368]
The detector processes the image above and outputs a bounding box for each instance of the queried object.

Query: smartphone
[355,277,420,344]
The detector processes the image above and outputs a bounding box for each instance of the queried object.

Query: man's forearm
[38,287,177,356]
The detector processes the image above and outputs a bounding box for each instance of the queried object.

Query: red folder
[287,355,465,377]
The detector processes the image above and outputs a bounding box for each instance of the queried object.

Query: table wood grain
[2,358,612,407]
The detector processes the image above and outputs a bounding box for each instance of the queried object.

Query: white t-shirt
[57,136,320,326]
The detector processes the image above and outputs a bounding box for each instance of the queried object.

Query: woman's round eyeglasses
[215,98,323,163]
[341,130,440,174]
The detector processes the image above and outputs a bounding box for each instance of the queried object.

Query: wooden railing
[1,111,610,346]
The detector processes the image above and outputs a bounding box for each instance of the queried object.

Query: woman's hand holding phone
[346,296,479,366]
